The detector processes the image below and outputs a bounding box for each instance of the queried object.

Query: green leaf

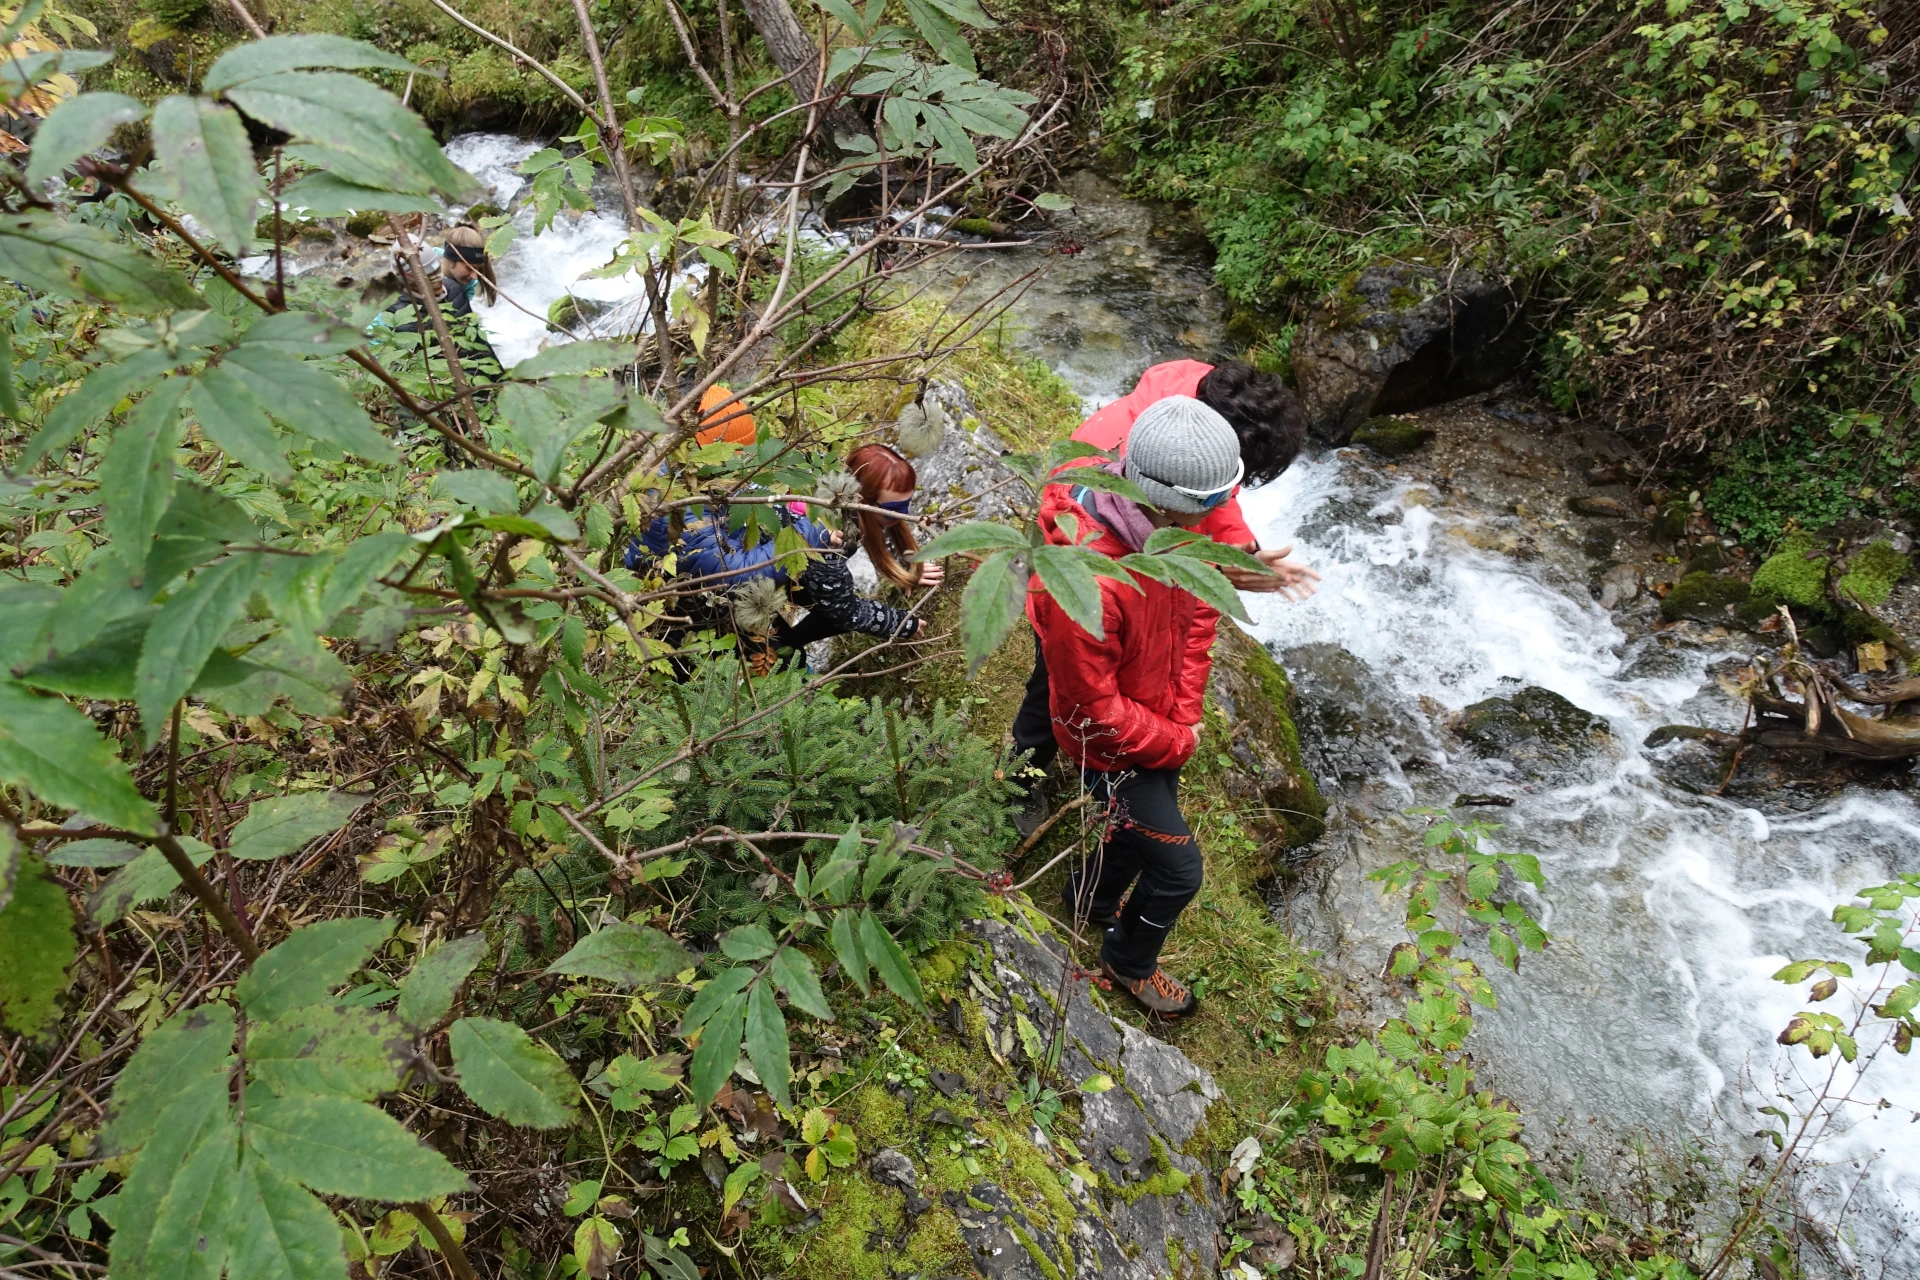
[830,909,870,995]
[45,837,142,868]
[26,91,148,187]
[677,966,752,1038]
[205,34,423,92]
[244,1094,469,1200]
[319,531,412,622]
[449,1016,581,1128]
[230,791,367,862]
[0,211,200,313]
[1060,464,1153,505]
[237,916,396,1021]
[224,71,479,201]
[435,469,520,514]
[720,923,777,962]
[497,382,595,485]
[0,677,158,834]
[508,339,636,380]
[220,347,396,461]
[547,922,692,989]
[1144,525,1270,574]
[0,822,13,913]
[12,345,180,475]
[920,0,996,27]
[768,947,833,1021]
[958,548,1027,676]
[1029,543,1111,640]
[688,990,746,1109]
[916,520,1029,559]
[1144,552,1251,623]
[277,171,445,216]
[108,1077,238,1280]
[0,49,112,98]
[101,376,190,567]
[88,837,214,926]
[136,553,264,742]
[189,359,288,477]
[236,310,364,357]
[859,909,923,1008]
[902,0,976,70]
[396,932,489,1031]
[203,631,352,717]
[1033,192,1073,212]
[228,1152,348,1280]
[475,506,579,541]
[0,853,78,1035]
[139,96,266,256]
[250,1003,409,1100]
[101,1003,234,1154]
[721,1160,761,1216]
[744,979,791,1108]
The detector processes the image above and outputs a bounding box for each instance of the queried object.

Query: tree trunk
[739,0,868,145]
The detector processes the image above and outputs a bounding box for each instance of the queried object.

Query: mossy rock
[1349,415,1435,457]
[1835,541,1910,608]
[944,216,997,236]
[1455,685,1611,774]
[464,202,504,222]
[1750,533,1828,607]
[344,211,382,238]
[1652,501,1690,542]
[1660,570,1751,623]
[1197,625,1326,866]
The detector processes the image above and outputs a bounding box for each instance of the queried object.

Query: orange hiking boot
[1101,962,1198,1020]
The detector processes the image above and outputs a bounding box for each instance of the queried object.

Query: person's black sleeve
[790,553,918,643]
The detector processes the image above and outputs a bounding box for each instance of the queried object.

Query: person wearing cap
[367,226,501,373]
[1010,360,1318,837]
[1029,395,1243,1019]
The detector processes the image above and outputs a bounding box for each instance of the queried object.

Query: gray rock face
[1292,261,1528,444]
[958,918,1226,1280]
[1454,685,1612,774]
[913,379,1030,527]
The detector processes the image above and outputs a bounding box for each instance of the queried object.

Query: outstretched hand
[1223,543,1320,600]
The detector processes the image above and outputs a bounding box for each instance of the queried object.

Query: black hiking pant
[1010,637,1059,781]
[1063,767,1202,980]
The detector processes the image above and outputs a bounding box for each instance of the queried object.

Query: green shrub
[1750,534,1829,608]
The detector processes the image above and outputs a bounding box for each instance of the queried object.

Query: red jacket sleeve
[1029,580,1196,772]
[1198,491,1256,548]
[1167,601,1220,728]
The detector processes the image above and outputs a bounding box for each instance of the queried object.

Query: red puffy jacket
[1026,481,1220,773]
[1063,359,1256,548]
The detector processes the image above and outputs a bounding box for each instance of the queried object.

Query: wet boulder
[1455,685,1611,772]
[1349,415,1435,457]
[1292,260,1528,444]
[1199,626,1328,868]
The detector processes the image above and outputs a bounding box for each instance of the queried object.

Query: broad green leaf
[602,1052,684,1098]
[0,853,77,1035]
[858,909,923,1008]
[205,630,352,717]
[574,1217,620,1278]
[237,310,364,356]
[11,345,182,476]
[161,478,260,544]
[1153,553,1251,623]
[915,520,1028,558]
[108,1078,238,1280]
[547,922,692,989]
[100,376,190,566]
[497,382,593,485]
[22,615,254,703]
[230,791,367,861]
[449,1016,580,1128]
[88,837,214,926]
[45,837,141,868]
[224,72,479,201]
[0,211,199,313]
[192,362,290,479]
[719,923,777,962]
[743,979,791,1108]
[644,1231,701,1280]
[1143,525,1270,574]
[434,469,520,513]
[0,49,112,97]
[136,552,264,742]
[251,1004,410,1100]
[902,0,975,70]
[278,171,445,216]
[829,908,869,995]
[508,339,636,380]
[768,947,833,1021]
[25,91,147,187]
[921,0,995,27]
[1033,192,1073,212]
[474,506,579,541]
[0,581,58,669]
[244,1094,469,1200]
[721,1160,761,1216]
[237,916,395,1020]
[396,932,489,1031]
[676,965,752,1039]
[319,531,412,621]
[221,346,397,461]
[101,1003,235,1154]
[228,1152,348,1280]
[957,548,1026,676]
[688,989,746,1109]
[205,34,423,93]
[0,677,158,834]
[1058,464,1152,505]
[139,96,266,256]
[1029,543,1110,640]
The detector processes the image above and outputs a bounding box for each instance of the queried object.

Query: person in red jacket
[1011,360,1318,833]
[1029,396,1244,1018]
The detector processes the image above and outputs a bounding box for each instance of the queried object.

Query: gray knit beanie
[1123,396,1243,514]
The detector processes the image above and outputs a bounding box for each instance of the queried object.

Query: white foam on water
[1239,452,1920,1265]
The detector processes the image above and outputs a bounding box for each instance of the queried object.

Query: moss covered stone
[1349,416,1435,457]
[1659,570,1750,622]
[1196,625,1327,864]
[1750,533,1828,607]
[1835,541,1911,608]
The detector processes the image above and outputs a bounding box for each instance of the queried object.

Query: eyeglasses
[1138,457,1243,510]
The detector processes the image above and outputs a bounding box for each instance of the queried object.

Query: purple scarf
[1081,462,1155,552]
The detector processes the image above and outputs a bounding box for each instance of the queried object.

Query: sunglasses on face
[1138,457,1244,511]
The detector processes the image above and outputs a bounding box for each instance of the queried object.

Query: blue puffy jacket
[626,504,833,588]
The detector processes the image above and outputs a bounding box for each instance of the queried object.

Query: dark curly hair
[1196,362,1307,486]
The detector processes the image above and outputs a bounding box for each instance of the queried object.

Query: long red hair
[847,444,921,589]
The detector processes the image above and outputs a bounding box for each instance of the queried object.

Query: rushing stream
[449,133,1918,1270]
